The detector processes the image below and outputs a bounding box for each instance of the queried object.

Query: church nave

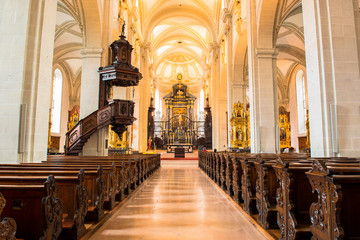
[88,161,269,240]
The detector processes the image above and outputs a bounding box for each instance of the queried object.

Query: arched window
[51,69,63,133]
[296,70,307,134]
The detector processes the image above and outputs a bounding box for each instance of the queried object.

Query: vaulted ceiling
[54,0,85,102]
[275,0,304,101]
[139,0,222,95]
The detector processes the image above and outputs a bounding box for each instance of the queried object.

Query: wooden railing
[65,100,135,155]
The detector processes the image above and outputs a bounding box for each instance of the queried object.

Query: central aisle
[89,160,269,240]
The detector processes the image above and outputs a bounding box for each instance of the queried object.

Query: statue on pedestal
[148,137,152,151]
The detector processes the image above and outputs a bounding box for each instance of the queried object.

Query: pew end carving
[0,192,16,240]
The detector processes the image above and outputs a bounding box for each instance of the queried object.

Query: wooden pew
[43,154,161,209]
[0,164,108,223]
[0,171,88,239]
[0,176,62,240]
[219,153,228,191]
[44,158,135,198]
[215,153,222,186]
[306,159,360,240]
[47,153,161,180]
[37,160,123,209]
[240,154,258,216]
[0,154,160,240]
[254,154,279,230]
[224,153,234,197]
[0,192,17,239]
[273,157,315,240]
[46,154,160,190]
[231,153,243,205]
[210,153,216,180]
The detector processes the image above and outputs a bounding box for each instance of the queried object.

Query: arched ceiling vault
[54,0,85,102]
[275,2,305,102]
[140,0,220,95]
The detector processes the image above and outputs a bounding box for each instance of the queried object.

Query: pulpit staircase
[65,100,135,155]
[64,23,142,155]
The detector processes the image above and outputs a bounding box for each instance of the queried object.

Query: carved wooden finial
[309,159,329,174]
[97,165,103,177]
[78,169,85,184]
[276,156,289,168]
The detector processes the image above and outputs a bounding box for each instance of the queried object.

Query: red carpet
[161,157,198,160]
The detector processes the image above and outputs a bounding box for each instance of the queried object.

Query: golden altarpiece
[163,82,196,152]
[279,106,291,149]
[230,102,250,149]
[148,81,212,152]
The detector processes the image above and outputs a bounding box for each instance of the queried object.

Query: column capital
[255,48,279,59]
[80,48,103,58]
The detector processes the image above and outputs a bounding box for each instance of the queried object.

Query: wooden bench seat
[0,154,160,240]
[230,153,243,204]
[240,155,259,216]
[199,152,360,240]
[0,164,116,212]
[306,159,360,240]
[0,171,88,239]
[42,159,137,197]
[0,164,112,222]
[254,155,279,230]
[273,158,315,240]
[0,176,62,240]
[224,153,234,197]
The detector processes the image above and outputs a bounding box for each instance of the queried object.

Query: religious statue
[148,137,152,150]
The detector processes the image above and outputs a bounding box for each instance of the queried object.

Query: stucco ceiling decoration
[140,0,218,95]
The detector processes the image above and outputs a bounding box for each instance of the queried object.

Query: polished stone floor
[89,160,269,240]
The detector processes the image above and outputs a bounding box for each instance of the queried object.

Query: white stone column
[224,10,233,150]
[254,48,279,153]
[247,0,279,154]
[79,48,104,156]
[137,42,151,152]
[0,1,30,163]
[0,0,57,162]
[303,0,360,157]
[79,48,103,119]
[210,43,221,150]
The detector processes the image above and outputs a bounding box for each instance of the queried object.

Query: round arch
[256,0,280,48]
[233,30,248,84]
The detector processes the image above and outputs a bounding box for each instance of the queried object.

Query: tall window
[296,70,307,134]
[155,89,162,121]
[198,89,204,120]
[51,69,63,133]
